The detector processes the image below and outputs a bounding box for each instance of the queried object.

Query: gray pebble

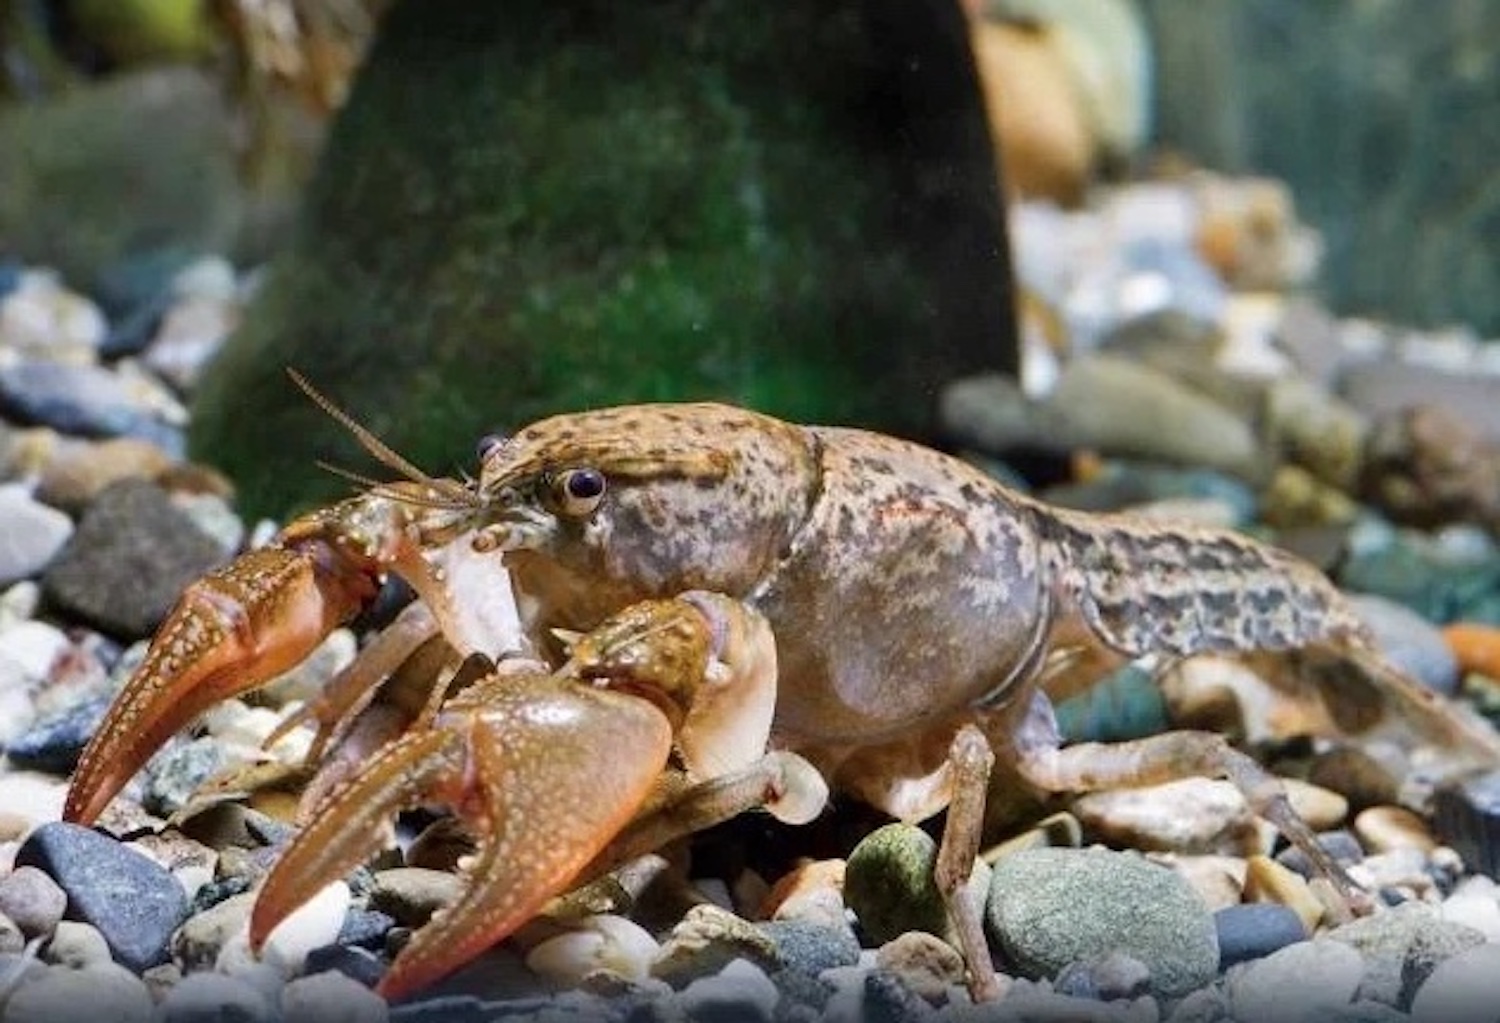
[0,486,72,587]
[1410,942,1500,1023]
[755,920,859,976]
[0,963,153,1023]
[1347,593,1459,695]
[155,971,276,1023]
[1327,902,1484,1008]
[986,847,1218,998]
[172,893,253,974]
[0,914,21,955]
[676,959,779,1023]
[1227,939,1364,1023]
[0,362,182,454]
[0,867,67,940]
[282,970,389,1023]
[1055,950,1153,1002]
[40,920,112,968]
[40,479,225,639]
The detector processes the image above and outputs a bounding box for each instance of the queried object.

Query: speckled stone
[15,822,188,972]
[986,847,1218,998]
[844,823,989,948]
[40,478,225,639]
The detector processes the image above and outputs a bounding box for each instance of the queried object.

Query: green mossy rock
[190,0,1015,519]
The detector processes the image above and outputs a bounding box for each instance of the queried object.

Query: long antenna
[286,367,474,505]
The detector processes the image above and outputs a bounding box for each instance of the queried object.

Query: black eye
[475,433,507,462]
[554,468,606,516]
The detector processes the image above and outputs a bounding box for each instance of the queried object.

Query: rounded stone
[1410,942,1500,1023]
[156,972,277,1023]
[281,970,390,1023]
[0,866,67,939]
[0,963,154,1023]
[1227,939,1364,1023]
[985,847,1218,998]
[844,823,989,948]
[1213,903,1307,969]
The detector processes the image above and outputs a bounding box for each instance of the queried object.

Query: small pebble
[676,958,779,1023]
[155,971,276,1023]
[1409,942,1500,1023]
[1073,778,1263,856]
[282,970,390,1023]
[1054,950,1152,1001]
[41,920,113,968]
[1213,903,1307,969]
[844,823,988,948]
[0,963,154,1023]
[259,879,350,977]
[40,478,225,638]
[0,486,72,587]
[651,903,779,987]
[366,869,462,929]
[1242,855,1324,933]
[303,945,386,989]
[172,892,253,973]
[874,931,965,1005]
[524,914,659,985]
[1355,806,1439,855]
[0,867,65,940]
[1227,938,1364,1023]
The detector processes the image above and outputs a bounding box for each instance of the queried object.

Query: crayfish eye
[475,433,508,463]
[553,467,607,516]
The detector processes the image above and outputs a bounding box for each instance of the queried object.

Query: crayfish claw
[64,544,377,826]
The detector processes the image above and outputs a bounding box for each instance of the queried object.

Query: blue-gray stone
[1214,904,1307,969]
[757,919,860,976]
[2,694,110,775]
[15,821,188,972]
[863,970,936,1023]
[338,908,398,950]
[0,361,184,454]
[1346,593,1459,695]
[304,944,388,989]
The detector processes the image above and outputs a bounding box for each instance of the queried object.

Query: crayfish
[64,376,1500,1001]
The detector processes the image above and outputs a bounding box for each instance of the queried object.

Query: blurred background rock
[2,0,1498,516]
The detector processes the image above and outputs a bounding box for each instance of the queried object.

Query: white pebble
[258,880,350,977]
[281,970,388,1023]
[0,963,152,1023]
[1440,876,1500,942]
[156,971,275,1023]
[1227,939,1363,1023]
[1411,943,1500,1023]
[676,958,779,1023]
[525,914,660,984]
[0,271,105,361]
[0,620,70,683]
[41,921,111,969]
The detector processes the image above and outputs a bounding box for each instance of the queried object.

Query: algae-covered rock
[190,0,1016,518]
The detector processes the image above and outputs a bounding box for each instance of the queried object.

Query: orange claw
[248,671,675,1001]
[63,541,382,826]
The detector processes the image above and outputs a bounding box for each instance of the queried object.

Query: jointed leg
[936,724,1004,1002]
[579,751,829,884]
[1005,691,1371,913]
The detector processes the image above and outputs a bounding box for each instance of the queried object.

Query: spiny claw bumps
[64,544,379,825]
[251,670,676,1000]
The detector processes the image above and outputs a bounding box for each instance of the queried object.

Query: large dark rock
[190,0,1016,519]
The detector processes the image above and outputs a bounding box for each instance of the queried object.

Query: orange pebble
[1442,622,1500,679]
